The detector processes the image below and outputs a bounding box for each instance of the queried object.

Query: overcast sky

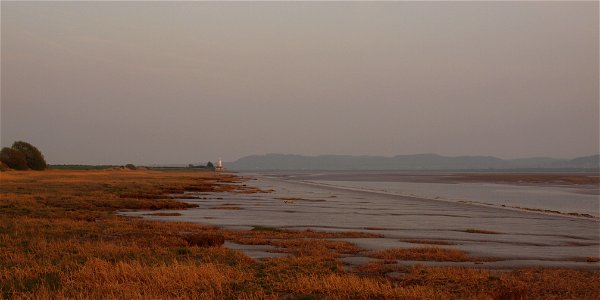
[1,2,598,165]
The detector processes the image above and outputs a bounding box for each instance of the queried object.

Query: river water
[124,171,600,269]
[302,179,599,218]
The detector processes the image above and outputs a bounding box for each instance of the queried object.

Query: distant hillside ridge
[226,153,600,171]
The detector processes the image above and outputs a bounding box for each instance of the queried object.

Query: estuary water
[124,171,600,269]
[301,179,599,218]
[261,171,599,218]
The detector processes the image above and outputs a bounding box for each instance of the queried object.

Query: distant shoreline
[254,170,600,185]
[227,153,600,171]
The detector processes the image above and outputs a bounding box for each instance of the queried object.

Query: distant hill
[548,155,600,169]
[226,153,600,171]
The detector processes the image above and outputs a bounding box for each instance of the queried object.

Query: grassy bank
[1,170,598,299]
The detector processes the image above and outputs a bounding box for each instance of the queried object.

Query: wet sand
[262,170,600,186]
[125,174,599,270]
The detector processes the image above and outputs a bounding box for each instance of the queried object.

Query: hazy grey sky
[1,1,598,164]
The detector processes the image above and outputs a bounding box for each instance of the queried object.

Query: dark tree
[206,161,214,169]
[11,141,47,170]
[0,147,29,170]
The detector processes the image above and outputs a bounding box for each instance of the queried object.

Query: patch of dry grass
[274,273,445,299]
[368,247,494,262]
[228,227,382,244]
[211,203,243,210]
[269,239,361,258]
[586,256,599,263]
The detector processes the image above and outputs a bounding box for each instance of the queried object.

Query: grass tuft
[184,233,225,247]
[368,247,493,262]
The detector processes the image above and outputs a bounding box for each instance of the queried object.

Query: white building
[215,158,224,172]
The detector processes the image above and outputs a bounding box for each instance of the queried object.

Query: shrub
[176,247,192,255]
[0,147,29,170]
[184,233,225,247]
[11,141,47,170]
[125,164,137,170]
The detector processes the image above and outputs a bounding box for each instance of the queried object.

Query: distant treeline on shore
[47,163,217,171]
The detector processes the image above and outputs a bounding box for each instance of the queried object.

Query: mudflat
[129,174,599,268]
[264,170,600,186]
